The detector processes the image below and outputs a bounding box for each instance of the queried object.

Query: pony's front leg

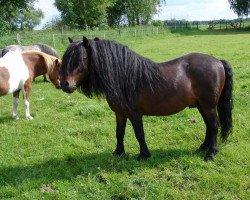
[113,113,127,156]
[23,80,33,120]
[12,90,20,120]
[129,114,151,160]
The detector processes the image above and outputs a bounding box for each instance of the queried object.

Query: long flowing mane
[62,39,163,111]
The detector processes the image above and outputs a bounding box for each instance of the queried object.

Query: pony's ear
[68,37,73,43]
[94,37,99,41]
[82,36,89,47]
[55,59,61,68]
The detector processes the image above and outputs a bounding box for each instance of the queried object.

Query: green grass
[0,29,249,199]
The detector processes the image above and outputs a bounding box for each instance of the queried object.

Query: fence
[0,21,249,55]
[164,18,250,30]
[0,26,166,55]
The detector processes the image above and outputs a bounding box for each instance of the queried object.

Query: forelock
[60,41,87,76]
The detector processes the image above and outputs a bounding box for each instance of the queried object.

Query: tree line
[0,0,249,33]
[53,0,165,29]
[0,0,43,33]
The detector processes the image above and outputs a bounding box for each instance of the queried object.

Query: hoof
[26,116,34,120]
[204,150,217,161]
[204,154,214,161]
[137,153,151,161]
[12,115,19,120]
[113,149,125,157]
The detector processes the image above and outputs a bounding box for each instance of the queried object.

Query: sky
[35,0,239,29]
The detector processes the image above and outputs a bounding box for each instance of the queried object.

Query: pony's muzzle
[60,80,76,93]
[55,85,61,89]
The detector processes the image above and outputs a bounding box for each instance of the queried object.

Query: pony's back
[2,44,59,58]
[36,44,59,58]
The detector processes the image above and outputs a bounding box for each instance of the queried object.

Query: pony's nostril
[61,80,69,87]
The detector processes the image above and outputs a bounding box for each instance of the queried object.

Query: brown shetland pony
[0,50,61,120]
[59,37,233,161]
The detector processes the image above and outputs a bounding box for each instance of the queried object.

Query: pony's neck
[22,53,48,80]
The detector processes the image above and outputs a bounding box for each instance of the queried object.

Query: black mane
[62,39,163,111]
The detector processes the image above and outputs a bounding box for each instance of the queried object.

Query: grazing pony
[0,51,61,120]
[1,44,59,82]
[59,37,233,161]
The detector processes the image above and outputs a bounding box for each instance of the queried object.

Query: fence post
[52,34,55,48]
[16,33,21,44]
[61,26,64,43]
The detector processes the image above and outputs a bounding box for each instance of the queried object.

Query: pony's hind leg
[113,113,127,156]
[198,106,219,161]
[12,90,20,120]
[129,114,151,160]
[23,80,33,120]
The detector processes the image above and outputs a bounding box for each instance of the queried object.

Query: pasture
[0,30,249,199]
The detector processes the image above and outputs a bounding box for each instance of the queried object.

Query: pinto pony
[60,37,233,161]
[1,43,59,82]
[0,51,61,120]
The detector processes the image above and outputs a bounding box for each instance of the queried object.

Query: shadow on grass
[0,116,14,123]
[0,148,199,186]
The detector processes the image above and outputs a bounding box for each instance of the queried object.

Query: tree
[152,20,164,27]
[107,0,126,27]
[0,0,44,32]
[107,0,164,27]
[11,6,44,30]
[42,17,64,30]
[228,0,250,17]
[54,0,115,29]
[54,0,165,28]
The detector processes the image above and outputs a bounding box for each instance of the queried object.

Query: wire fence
[164,18,250,30]
[0,26,166,55]
[0,21,249,55]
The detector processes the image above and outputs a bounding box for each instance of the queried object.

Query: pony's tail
[217,60,233,141]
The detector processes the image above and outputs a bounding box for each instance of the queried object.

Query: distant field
[0,29,249,199]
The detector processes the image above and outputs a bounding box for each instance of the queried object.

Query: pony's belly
[138,102,187,116]
[8,76,27,93]
[136,93,193,116]
[0,67,10,95]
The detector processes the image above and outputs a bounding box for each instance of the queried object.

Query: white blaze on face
[0,51,30,93]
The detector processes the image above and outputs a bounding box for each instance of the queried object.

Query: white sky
[154,0,238,21]
[35,0,239,29]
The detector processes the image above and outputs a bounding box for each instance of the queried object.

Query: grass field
[0,29,249,199]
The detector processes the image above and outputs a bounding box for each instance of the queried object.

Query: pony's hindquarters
[217,60,233,141]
